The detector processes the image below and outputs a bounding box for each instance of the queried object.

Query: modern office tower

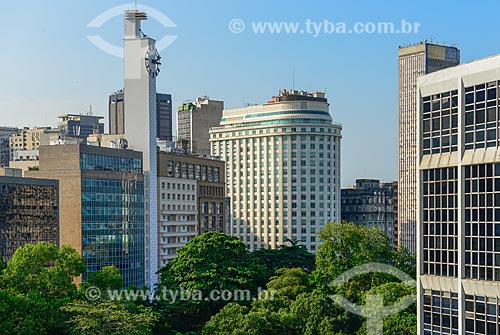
[156,152,226,268]
[0,171,59,265]
[417,55,500,335]
[398,42,460,253]
[109,90,125,135]
[341,179,398,247]
[0,127,18,167]
[57,114,104,140]
[109,90,173,141]
[156,93,173,140]
[26,144,145,287]
[209,89,342,252]
[122,10,160,288]
[178,97,224,155]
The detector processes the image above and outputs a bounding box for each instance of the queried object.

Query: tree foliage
[253,241,316,284]
[0,242,86,335]
[62,301,158,335]
[156,232,265,333]
[0,242,85,299]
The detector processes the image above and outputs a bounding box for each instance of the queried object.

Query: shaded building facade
[341,179,398,247]
[0,174,58,265]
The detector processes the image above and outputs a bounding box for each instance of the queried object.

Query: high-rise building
[57,114,104,140]
[178,97,224,155]
[109,90,125,135]
[209,89,342,252]
[0,171,59,265]
[122,10,160,288]
[398,42,460,253]
[417,55,500,335]
[157,152,225,269]
[109,90,173,141]
[341,179,398,247]
[26,144,145,288]
[156,93,173,141]
[0,127,18,167]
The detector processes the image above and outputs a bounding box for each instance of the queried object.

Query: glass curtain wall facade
[80,152,145,287]
[0,177,58,265]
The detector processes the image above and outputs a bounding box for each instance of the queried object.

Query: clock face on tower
[145,46,161,78]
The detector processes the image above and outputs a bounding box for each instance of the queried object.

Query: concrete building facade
[341,179,398,247]
[157,152,226,268]
[398,42,460,253]
[417,55,500,335]
[0,127,18,167]
[26,144,145,288]
[209,89,342,252]
[0,174,59,265]
[122,10,159,288]
[178,97,224,155]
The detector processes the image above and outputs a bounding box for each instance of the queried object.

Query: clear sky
[1,0,499,187]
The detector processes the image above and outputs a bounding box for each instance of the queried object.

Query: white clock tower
[123,10,160,288]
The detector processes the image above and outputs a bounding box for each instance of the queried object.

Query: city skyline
[3,1,499,187]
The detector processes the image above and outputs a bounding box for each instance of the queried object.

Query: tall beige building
[178,97,224,155]
[209,89,341,252]
[398,42,459,252]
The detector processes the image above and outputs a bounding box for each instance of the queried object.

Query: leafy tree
[156,232,265,333]
[0,243,85,335]
[266,268,312,303]
[253,241,315,284]
[288,291,358,335]
[393,246,417,280]
[83,265,123,292]
[202,302,295,335]
[356,282,417,335]
[313,222,405,302]
[62,300,158,335]
[1,242,85,299]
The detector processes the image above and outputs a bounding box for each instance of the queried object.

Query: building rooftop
[58,114,104,121]
[270,89,327,103]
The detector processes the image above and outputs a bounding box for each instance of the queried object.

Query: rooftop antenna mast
[292,66,295,90]
[135,0,138,10]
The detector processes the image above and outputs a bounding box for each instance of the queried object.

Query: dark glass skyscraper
[0,175,59,265]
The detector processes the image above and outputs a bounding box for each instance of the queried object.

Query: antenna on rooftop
[292,66,295,90]
[135,0,138,10]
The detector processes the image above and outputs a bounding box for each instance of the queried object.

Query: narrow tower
[123,10,161,288]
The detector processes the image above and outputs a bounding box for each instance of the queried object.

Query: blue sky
[1,0,499,187]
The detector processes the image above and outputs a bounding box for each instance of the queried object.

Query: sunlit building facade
[209,89,342,252]
[418,55,500,335]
